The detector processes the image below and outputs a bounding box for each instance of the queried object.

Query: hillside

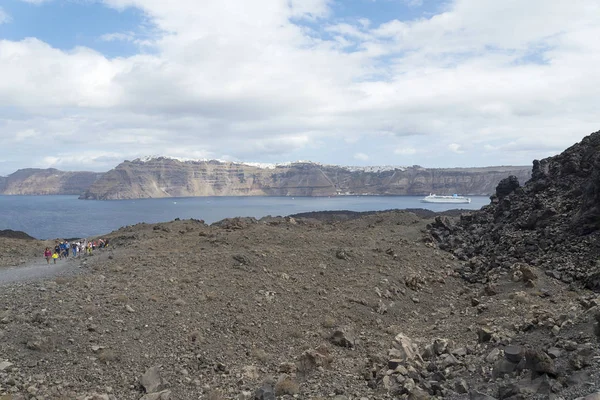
[79,158,532,199]
[429,129,600,290]
[0,168,103,196]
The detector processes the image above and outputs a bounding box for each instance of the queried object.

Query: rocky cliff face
[428,129,600,290]
[79,157,531,200]
[0,168,102,195]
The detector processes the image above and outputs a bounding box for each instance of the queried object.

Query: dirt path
[0,258,83,285]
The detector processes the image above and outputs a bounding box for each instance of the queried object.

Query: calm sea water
[0,195,491,239]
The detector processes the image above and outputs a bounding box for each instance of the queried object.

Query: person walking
[52,251,59,264]
[59,241,66,259]
[44,247,52,264]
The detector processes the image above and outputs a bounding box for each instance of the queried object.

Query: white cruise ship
[421,194,471,204]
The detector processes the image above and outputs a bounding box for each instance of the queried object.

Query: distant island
[0,158,532,199]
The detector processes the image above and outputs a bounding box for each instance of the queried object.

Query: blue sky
[0,0,152,57]
[0,0,598,174]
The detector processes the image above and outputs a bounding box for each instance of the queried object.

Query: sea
[0,195,491,240]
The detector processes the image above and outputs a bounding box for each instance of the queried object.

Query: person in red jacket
[44,247,52,264]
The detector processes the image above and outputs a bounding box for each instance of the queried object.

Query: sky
[0,0,599,174]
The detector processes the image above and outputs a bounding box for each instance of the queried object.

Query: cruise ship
[421,194,471,204]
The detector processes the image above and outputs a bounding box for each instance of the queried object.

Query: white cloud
[0,7,10,24]
[448,143,464,154]
[354,152,369,161]
[1,0,600,174]
[395,147,417,155]
[100,32,135,42]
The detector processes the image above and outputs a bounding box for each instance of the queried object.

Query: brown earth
[0,211,599,400]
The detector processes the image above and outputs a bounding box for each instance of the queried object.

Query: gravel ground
[0,211,599,400]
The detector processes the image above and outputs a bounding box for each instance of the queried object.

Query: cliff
[79,157,532,200]
[0,168,103,195]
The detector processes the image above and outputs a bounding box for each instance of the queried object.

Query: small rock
[492,359,517,379]
[452,347,468,357]
[455,379,469,394]
[91,346,105,353]
[0,361,14,371]
[433,338,450,355]
[273,374,299,396]
[139,390,171,400]
[329,327,356,348]
[125,305,135,313]
[440,354,459,369]
[391,333,422,362]
[140,366,168,394]
[477,327,493,343]
[485,348,501,363]
[524,349,557,377]
[504,345,523,363]
[254,383,276,400]
[547,347,562,359]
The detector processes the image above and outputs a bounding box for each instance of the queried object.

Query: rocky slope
[428,130,600,290]
[80,158,531,200]
[0,168,103,196]
[1,212,600,399]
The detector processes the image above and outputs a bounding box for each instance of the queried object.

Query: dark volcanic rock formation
[0,229,35,240]
[428,130,600,289]
[0,168,103,195]
[80,157,531,199]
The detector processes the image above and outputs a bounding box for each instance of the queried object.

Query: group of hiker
[43,238,109,264]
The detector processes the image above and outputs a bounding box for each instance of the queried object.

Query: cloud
[0,7,11,24]
[1,0,600,174]
[395,147,417,155]
[448,143,464,154]
[354,152,369,161]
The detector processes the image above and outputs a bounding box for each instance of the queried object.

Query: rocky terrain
[1,205,600,399]
[428,130,600,290]
[0,169,103,196]
[79,158,531,200]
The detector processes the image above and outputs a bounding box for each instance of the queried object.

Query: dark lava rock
[495,175,520,199]
[524,349,557,377]
[427,130,600,291]
[477,327,493,343]
[254,383,276,400]
[504,345,523,363]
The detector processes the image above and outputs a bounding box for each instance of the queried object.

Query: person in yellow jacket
[51,251,59,264]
